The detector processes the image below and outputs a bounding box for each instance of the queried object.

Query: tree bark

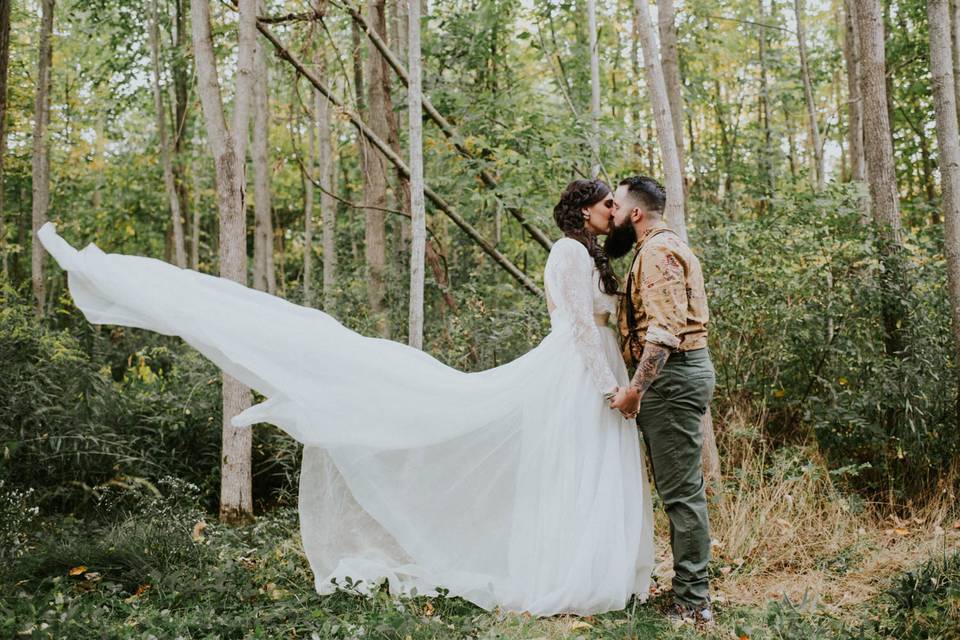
[150,0,187,268]
[929,0,960,382]
[0,0,11,278]
[191,0,255,523]
[758,0,775,203]
[32,0,54,317]
[658,0,687,197]
[252,12,275,294]
[588,0,601,177]
[313,54,337,311]
[843,0,868,220]
[633,0,686,241]
[854,0,907,357]
[408,0,426,348]
[794,0,825,191]
[303,79,316,307]
[635,0,717,478]
[364,0,390,337]
[952,0,960,125]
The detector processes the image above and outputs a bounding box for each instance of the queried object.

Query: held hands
[608,385,641,419]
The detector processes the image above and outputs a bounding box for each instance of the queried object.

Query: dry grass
[662,402,960,614]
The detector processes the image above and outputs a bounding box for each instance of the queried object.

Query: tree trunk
[844,0,868,219]
[588,0,601,177]
[633,0,686,241]
[252,13,275,294]
[191,0,255,524]
[952,0,960,123]
[795,0,825,191]
[0,0,12,278]
[635,0,718,478]
[191,148,201,270]
[303,80,316,307]
[658,0,687,197]
[408,0,426,348]
[854,0,907,357]
[929,0,960,383]
[32,0,54,317]
[364,0,391,337]
[150,0,187,268]
[316,60,337,312]
[758,0,775,204]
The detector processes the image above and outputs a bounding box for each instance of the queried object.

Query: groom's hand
[610,386,641,418]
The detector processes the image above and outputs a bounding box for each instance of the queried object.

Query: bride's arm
[549,240,619,396]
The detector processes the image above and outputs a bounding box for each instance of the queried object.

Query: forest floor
[3,409,959,639]
[3,480,957,639]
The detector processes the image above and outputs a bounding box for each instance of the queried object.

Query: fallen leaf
[192,520,207,542]
[133,584,150,597]
[893,528,910,536]
[720,566,732,575]
[953,521,960,530]
[570,620,593,630]
[422,602,434,617]
[68,566,87,576]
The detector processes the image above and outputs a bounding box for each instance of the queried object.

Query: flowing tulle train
[38,223,655,616]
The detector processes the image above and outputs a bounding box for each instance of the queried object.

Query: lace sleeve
[547,239,619,395]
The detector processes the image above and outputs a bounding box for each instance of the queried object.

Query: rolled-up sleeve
[639,241,686,350]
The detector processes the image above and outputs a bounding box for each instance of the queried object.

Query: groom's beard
[604,219,638,259]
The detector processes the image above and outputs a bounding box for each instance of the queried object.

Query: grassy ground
[3,411,959,639]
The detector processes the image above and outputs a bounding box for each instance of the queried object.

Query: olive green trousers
[636,348,715,607]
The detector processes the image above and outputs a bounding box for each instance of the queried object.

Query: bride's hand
[610,386,640,419]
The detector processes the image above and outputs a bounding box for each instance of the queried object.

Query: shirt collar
[636,221,671,249]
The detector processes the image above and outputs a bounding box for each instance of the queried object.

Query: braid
[553,179,620,295]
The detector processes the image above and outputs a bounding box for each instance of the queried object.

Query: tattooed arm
[610,342,670,416]
[630,342,671,394]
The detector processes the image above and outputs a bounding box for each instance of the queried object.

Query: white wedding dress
[38,224,654,616]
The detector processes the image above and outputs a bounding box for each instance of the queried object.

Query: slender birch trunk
[252,13,275,294]
[758,0,775,201]
[843,0,869,219]
[588,0,601,178]
[0,0,10,278]
[150,0,187,267]
[632,0,686,241]
[408,0,426,348]
[316,60,337,311]
[794,0,824,191]
[952,0,960,122]
[929,0,960,381]
[365,0,391,337]
[303,80,316,307]
[854,0,907,357]
[32,0,54,317]
[658,0,687,197]
[635,0,718,479]
[191,0,255,523]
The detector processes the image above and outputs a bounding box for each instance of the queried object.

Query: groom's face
[604,186,639,259]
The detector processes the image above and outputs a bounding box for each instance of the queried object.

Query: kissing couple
[37,174,715,621]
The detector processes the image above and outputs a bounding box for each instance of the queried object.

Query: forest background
[2,0,960,637]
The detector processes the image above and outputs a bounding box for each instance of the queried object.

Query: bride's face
[583,195,615,236]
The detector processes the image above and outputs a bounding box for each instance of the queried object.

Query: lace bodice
[543,238,619,394]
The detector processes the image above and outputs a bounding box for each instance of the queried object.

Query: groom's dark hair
[619,176,666,214]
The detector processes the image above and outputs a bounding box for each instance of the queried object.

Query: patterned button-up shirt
[618,223,709,365]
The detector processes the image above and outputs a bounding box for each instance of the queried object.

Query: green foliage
[879,550,960,640]
[0,286,301,513]
[697,185,959,501]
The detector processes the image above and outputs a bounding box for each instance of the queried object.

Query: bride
[38,178,655,617]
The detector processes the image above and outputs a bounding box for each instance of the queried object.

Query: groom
[605,176,716,624]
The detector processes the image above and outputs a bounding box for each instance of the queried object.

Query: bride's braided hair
[553,179,619,295]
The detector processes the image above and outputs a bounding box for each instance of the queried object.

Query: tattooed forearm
[630,343,671,395]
